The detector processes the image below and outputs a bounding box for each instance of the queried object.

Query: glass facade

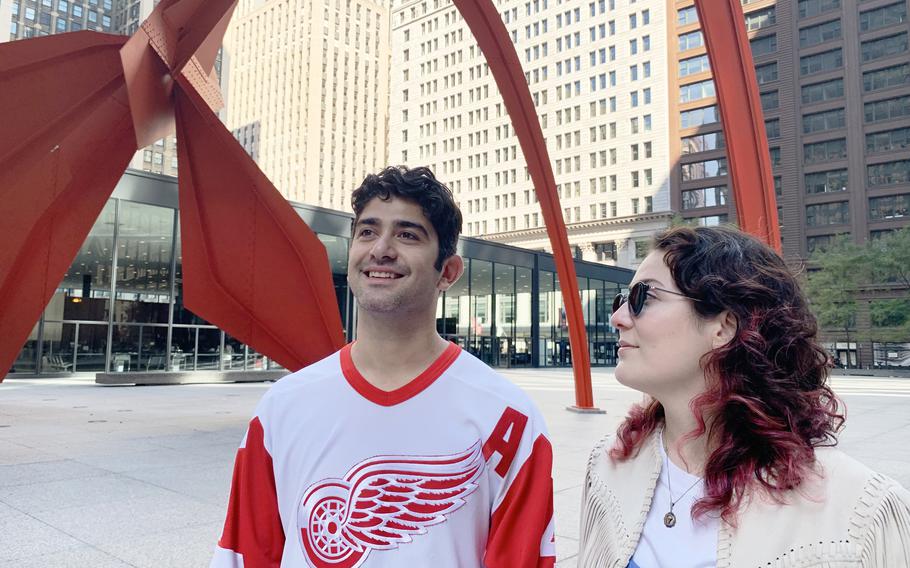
[10,170,632,375]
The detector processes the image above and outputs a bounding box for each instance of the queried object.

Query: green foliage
[805,226,910,343]
[806,235,866,336]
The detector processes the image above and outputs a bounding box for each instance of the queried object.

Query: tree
[870,226,910,289]
[805,236,868,366]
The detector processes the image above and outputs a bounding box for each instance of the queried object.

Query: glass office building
[9,170,633,376]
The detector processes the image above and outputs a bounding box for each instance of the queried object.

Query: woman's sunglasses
[612,281,700,318]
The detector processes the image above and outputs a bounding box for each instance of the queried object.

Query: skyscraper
[223,0,391,207]
[390,0,673,268]
[5,0,113,39]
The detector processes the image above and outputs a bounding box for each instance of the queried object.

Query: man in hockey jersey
[211,166,556,568]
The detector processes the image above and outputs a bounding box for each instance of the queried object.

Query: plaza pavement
[2,368,910,567]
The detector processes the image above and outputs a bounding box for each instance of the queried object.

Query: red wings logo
[297,442,485,567]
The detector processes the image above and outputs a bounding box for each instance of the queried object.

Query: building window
[765,118,781,139]
[859,2,907,33]
[866,127,910,154]
[595,242,616,261]
[802,108,846,134]
[863,63,910,92]
[761,90,780,111]
[682,186,728,209]
[754,62,778,84]
[678,30,704,51]
[804,139,847,164]
[679,79,715,103]
[806,201,850,226]
[805,169,848,193]
[679,54,710,77]
[678,5,698,26]
[680,105,719,128]
[861,32,908,63]
[744,7,775,31]
[801,78,844,104]
[799,19,842,48]
[681,131,725,154]
[865,95,910,123]
[681,158,728,181]
[751,34,778,57]
[800,48,842,76]
[807,234,838,254]
[690,214,729,227]
[798,0,840,20]
[869,194,910,220]
[635,240,649,258]
[868,160,910,186]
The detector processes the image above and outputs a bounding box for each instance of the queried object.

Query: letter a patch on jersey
[297,442,484,568]
[482,407,528,477]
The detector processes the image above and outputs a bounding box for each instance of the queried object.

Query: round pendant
[663,512,677,528]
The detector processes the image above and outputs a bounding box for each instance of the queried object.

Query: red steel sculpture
[0,0,778,412]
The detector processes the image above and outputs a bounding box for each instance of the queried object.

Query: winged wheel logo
[297,442,484,567]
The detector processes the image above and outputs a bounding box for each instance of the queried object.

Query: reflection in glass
[514,267,533,367]
[470,260,494,364]
[48,199,116,322]
[114,201,175,324]
[441,262,470,344]
[75,323,108,372]
[494,264,515,367]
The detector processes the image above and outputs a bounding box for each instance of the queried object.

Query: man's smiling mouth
[366,271,403,279]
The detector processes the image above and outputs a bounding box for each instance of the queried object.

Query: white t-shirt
[629,435,719,568]
[211,342,556,568]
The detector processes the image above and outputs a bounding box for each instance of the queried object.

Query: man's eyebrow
[354,218,379,229]
[394,220,429,238]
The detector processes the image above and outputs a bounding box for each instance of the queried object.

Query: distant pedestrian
[579,226,910,567]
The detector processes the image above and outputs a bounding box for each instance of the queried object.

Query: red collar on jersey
[340,341,462,406]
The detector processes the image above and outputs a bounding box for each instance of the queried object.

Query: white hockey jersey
[211,342,556,568]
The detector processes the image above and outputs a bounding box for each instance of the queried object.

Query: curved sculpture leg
[695,0,781,250]
[0,33,136,379]
[174,87,345,372]
[453,0,595,408]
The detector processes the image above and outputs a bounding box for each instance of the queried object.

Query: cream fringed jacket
[578,433,910,568]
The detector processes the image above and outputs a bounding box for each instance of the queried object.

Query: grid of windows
[755,62,779,84]
[679,54,710,77]
[679,30,704,51]
[680,105,719,128]
[860,33,908,63]
[798,0,840,19]
[802,108,846,133]
[806,201,850,226]
[863,63,910,92]
[681,131,725,154]
[679,79,716,103]
[681,158,728,181]
[868,160,910,187]
[681,186,728,209]
[751,34,778,57]
[799,20,842,48]
[761,90,780,110]
[744,7,776,31]
[864,95,910,123]
[800,48,843,76]
[859,2,908,33]
[804,139,847,164]
[869,194,910,220]
[802,78,844,104]
[805,169,848,193]
[866,128,910,154]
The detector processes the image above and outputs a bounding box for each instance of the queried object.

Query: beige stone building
[223,0,391,207]
[389,0,674,269]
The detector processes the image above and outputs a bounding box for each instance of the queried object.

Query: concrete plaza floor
[2,368,910,567]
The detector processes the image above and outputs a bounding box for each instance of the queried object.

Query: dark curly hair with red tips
[610,225,845,525]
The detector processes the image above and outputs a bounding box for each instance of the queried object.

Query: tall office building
[389,0,673,268]
[670,0,909,258]
[223,0,391,207]
[4,0,113,40]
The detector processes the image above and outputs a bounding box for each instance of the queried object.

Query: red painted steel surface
[0,0,344,380]
[453,0,595,408]
[0,33,137,380]
[694,0,781,251]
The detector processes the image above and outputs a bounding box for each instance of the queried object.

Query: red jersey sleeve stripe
[484,434,556,568]
[216,416,285,568]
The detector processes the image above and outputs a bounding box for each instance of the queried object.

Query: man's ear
[712,310,738,349]
[437,255,465,292]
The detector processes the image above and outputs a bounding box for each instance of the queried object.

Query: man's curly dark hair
[351,166,462,271]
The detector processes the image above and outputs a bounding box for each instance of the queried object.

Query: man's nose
[369,235,397,261]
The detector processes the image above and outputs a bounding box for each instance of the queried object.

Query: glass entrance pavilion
[8,170,633,377]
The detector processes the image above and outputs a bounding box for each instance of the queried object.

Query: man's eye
[400,231,418,240]
[358,228,374,237]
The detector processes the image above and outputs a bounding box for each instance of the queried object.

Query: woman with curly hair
[579,226,910,568]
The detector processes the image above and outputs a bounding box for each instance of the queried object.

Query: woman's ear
[712,310,738,349]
